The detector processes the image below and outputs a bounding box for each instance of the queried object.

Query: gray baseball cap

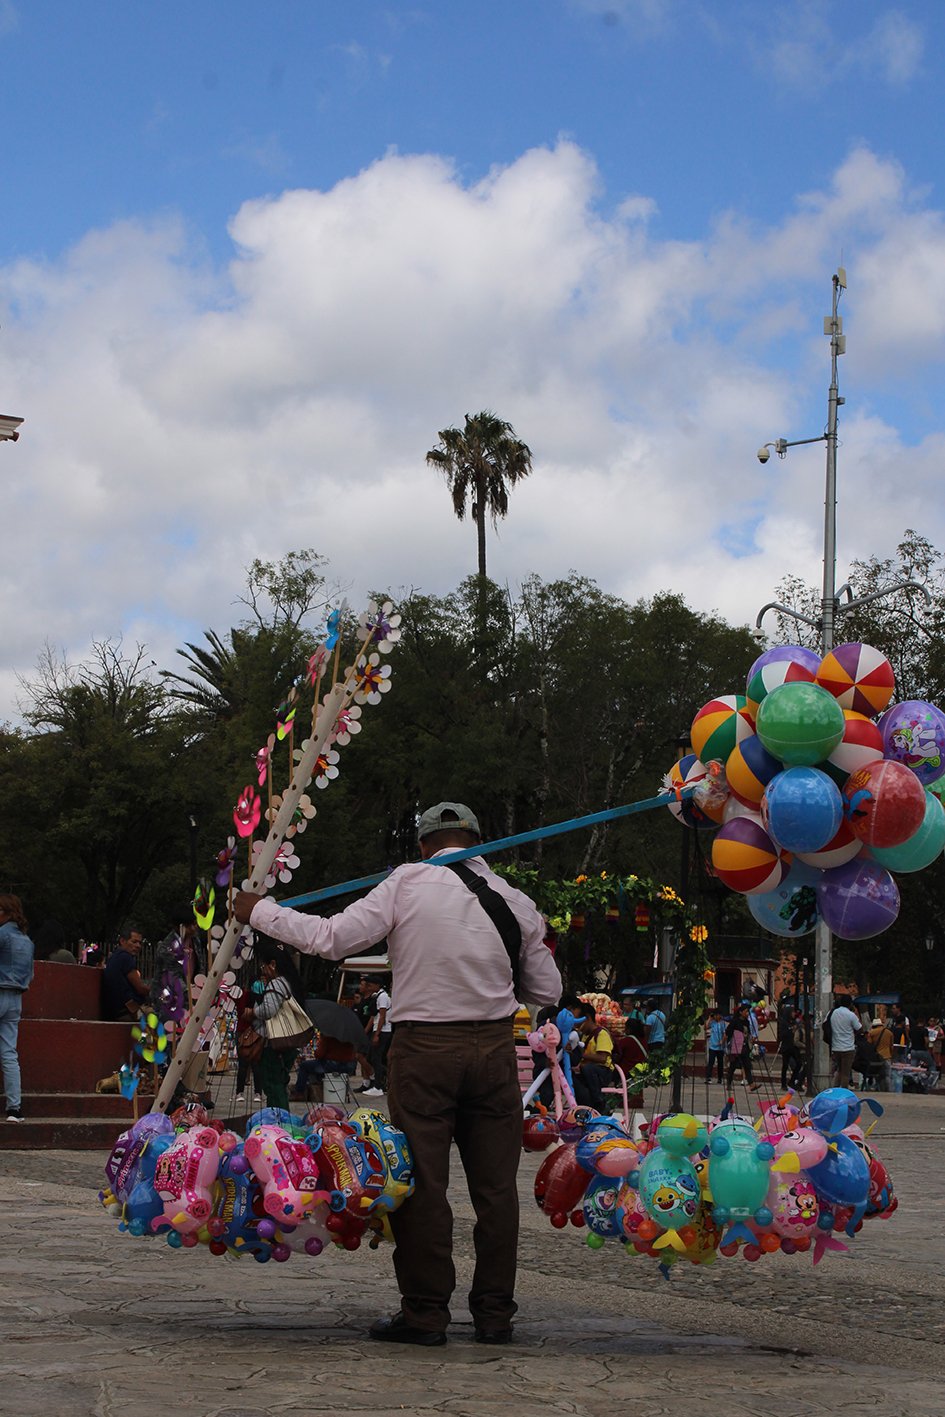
[417,801,481,840]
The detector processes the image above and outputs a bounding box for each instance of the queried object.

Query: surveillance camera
[756,446,770,465]
[751,628,767,644]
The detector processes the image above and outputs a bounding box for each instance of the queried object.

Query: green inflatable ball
[755,681,845,767]
[871,789,945,873]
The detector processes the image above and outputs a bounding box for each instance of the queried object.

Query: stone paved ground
[1,1089,943,1416]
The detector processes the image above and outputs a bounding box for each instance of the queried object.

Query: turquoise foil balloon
[707,1119,773,1221]
[870,789,945,872]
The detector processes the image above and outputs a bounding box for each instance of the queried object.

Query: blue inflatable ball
[762,766,843,853]
[747,860,821,938]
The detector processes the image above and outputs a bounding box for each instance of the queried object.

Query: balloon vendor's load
[524,1088,895,1271]
[663,642,945,940]
[100,1102,413,1260]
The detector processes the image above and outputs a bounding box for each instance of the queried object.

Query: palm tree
[425,411,533,583]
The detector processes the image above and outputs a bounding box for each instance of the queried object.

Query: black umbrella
[304,998,370,1052]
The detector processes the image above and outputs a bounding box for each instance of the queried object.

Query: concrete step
[0,1114,134,1151]
[23,961,104,1023]
[8,1092,157,1119]
[18,1018,136,1092]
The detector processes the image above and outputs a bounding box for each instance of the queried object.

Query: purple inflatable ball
[879,699,945,787]
[816,857,900,940]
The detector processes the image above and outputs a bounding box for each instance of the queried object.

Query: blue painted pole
[279,787,692,909]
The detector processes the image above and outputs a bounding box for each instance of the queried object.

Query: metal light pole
[754,270,931,1093]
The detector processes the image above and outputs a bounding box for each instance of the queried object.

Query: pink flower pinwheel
[313,748,340,789]
[329,703,362,746]
[254,734,275,788]
[307,646,329,686]
[233,785,262,838]
[251,840,301,889]
[353,653,392,706]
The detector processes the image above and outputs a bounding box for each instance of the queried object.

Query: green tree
[425,411,532,615]
[14,641,201,939]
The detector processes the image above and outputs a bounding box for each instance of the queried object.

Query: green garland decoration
[494,865,713,1094]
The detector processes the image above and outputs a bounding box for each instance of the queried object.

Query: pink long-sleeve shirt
[249,851,562,1023]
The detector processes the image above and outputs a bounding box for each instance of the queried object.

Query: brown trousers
[387,1019,522,1333]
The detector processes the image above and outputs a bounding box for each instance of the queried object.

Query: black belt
[0,986,24,993]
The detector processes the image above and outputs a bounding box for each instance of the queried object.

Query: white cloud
[2,140,945,722]
[761,3,923,89]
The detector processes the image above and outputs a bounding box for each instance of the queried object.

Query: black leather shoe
[474,1328,513,1345]
[369,1313,447,1346]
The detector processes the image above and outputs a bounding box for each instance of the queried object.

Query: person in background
[243,937,307,1112]
[786,1010,808,1092]
[889,1003,910,1057]
[645,999,667,1054]
[829,992,862,1088]
[868,1015,893,1092]
[368,979,393,1096]
[234,800,561,1347]
[101,926,150,1021]
[725,1004,759,1091]
[622,997,647,1041]
[0,895,35,1123]
[909,1017,934,1071]
[705,1010,726,1084]
[572,1004,616,1112]
[927,1017,943,1076]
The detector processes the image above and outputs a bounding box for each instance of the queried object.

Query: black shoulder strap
[444,861,522,995]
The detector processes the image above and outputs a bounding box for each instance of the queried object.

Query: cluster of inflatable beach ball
[663,642,945,940]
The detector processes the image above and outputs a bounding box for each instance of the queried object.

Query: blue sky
[2,0,945,720]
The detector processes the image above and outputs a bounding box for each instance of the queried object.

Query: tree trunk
[474,472,488,641]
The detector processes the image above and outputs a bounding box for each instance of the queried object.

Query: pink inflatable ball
[843,758,927,849]
[817,858,900,940]
[745,650,819,717]
[755,682,845,767]
[823,711,885,788]
[815,642,895,718]
[879,699,945,786]
[796,818,863,870]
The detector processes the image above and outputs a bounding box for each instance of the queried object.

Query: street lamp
[754,270,931,1092]
[0,414,23,442]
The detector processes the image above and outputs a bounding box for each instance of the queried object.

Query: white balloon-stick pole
[152,679,350,1114]
[521,1068,550,1111]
